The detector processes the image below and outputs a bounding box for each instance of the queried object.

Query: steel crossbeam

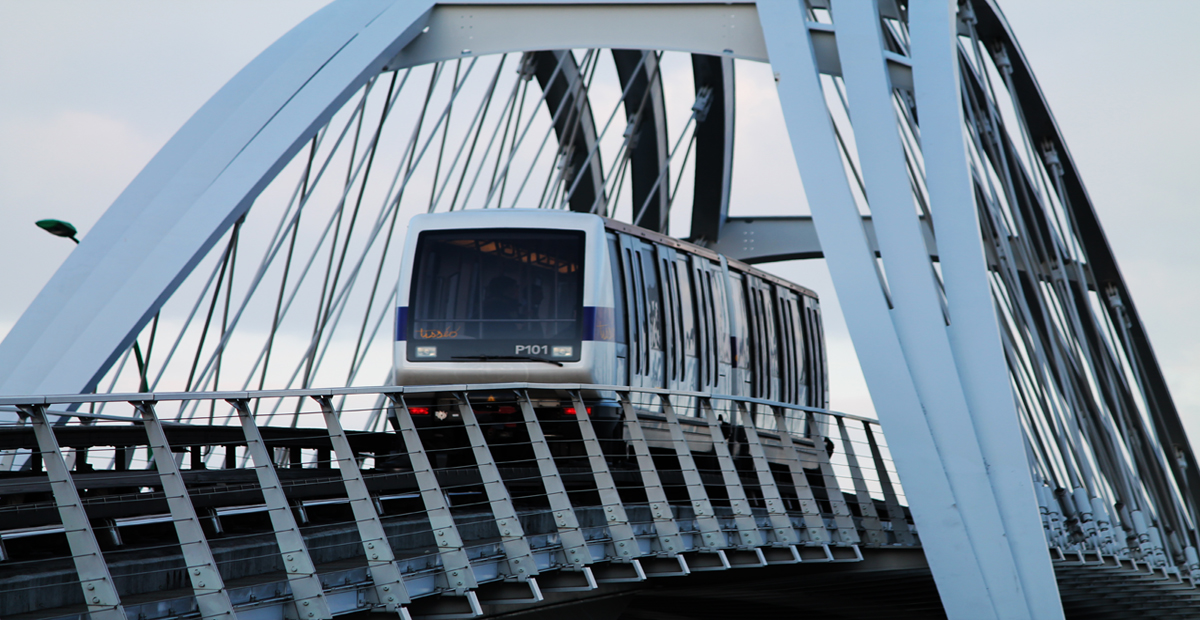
[617,392,688,572]
[386,394,480,600]
[698,397,763,549]
[227,399,333,620]
[454,393,541,594]
[135,401,238,620]
[23,405,127,620]
[567,391,643,569]
[730,404,799,552]
[863,420,916,546]
[655,394,727,555]
[835,417,886,546]
[767,407,837,545]
[514,390,595,577]
[311,396,412,618]
[800,411,861,545]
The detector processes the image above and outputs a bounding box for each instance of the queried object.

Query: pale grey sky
[1,1,1197,436]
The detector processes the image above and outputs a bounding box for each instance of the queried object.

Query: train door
[802,295,828,410]
[708,261,732,397]
[638,242,665,393]
[689,256,716,393]
[775,287,807,409]
[672,254,699,401]
[607,234,629,384]
[654,244,681,394]
[617,234,645,390]
[745,275,780,402]
[725,270,752,398]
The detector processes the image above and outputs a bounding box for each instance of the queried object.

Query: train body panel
[393,210,827,424]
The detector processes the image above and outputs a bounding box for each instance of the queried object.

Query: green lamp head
[36,219,79,243]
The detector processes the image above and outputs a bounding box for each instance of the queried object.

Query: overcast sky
[1,1,1197,437]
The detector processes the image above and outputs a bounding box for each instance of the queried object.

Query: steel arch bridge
[1,2,1196,619]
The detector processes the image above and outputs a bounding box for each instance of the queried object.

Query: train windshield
[408,228,585,362]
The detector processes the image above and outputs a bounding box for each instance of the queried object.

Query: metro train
[392,210,828,452]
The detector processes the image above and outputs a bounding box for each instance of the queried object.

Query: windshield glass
[408,228,585,361]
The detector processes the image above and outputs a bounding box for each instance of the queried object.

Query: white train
[393,210,828,416]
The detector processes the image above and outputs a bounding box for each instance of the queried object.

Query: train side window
[710,269,731,367]
[637,248,663,354]
[607,236,627,345]
[727,272,749,376]
[674,259,696,363]
[813,301,828,409]
[655,246,678,382]
[625,246,644,375]
[776,290,804,404]
[690,258,712,387]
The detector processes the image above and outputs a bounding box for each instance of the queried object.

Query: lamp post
[35,219,151,392]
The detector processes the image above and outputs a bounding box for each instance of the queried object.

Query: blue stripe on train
[396,306,615,341]
[395,307,408,341]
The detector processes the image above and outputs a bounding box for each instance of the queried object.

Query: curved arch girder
[0,1,436,397]
[613,49,669,232]
[532,50,606,213]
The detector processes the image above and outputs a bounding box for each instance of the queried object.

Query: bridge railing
[0,384,914,620]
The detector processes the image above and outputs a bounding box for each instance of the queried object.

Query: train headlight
[551,346,573,358]
[416,346,437,358]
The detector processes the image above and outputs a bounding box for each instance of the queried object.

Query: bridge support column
[721,403,799,556]
[834,417,886,546]
[311,395,412,618]
[862,420,916,546]
[454,393,541,601]
[656,393,730,565]
[514,390,596,587]
[135,401,238,620]
[698,397,771,551]
[567,391,644,579]
[387,394,480,605]
[228,398,333,620]
[618,392,689,575]
[24,404,126,620]
[766,406,835,547]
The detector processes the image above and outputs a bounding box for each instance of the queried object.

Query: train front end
[394,210,616,387]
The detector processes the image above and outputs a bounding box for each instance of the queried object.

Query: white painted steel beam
[515,391,596,573]
[312,396,412,617]
[0,1,436,398]
[136,401,239,620]
[910,2,1064,616]
[229,399,333,620]
[756,2,996,617]
[454,394,541,588]
[24,405,127,620]
[832,1,1029,617]
[387,394,480,598]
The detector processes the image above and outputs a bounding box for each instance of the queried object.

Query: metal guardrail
[0,384,914,620]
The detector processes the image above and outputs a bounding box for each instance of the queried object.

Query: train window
[408,228,584,362]
[627,246,646,374]
[727,273,749,380]
[655,247,678,382]
[745,276,779,400]
[775,290,805,404]
[689,259,710,388]
[813,301,828,408]
[638,248,663,354]
[674,260,696,360]
[709,269,731,366]
[606,236,627,345]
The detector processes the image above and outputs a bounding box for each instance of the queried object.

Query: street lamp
[35,218,150,392]
[35,219,80,243]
